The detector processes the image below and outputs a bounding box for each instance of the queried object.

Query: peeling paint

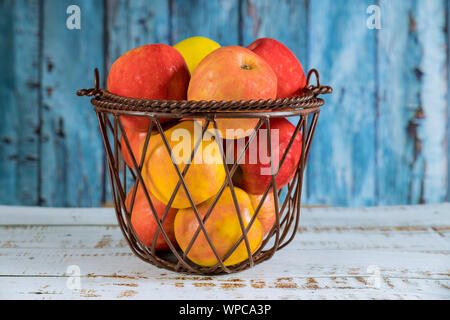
[305,278,319,289]
[117,290,137,298]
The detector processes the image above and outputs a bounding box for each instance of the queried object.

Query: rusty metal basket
[77,68,331,275]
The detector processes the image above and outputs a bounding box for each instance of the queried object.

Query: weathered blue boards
[0,0,448,207]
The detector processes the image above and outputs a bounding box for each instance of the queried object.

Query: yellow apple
[173,36,221,74]
[141,120,226,209]
[175,187,263,267]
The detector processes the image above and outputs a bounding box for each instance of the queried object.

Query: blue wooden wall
[0,0,448,207]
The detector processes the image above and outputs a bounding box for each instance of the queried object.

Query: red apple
[125,183,178,250]
[247,38,306,98]
[121,127,147,169]
[107,44,190,131]
[232,118,302,195]
[187,46,277,139]
[249,192,276,236]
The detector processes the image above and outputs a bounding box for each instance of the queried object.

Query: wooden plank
[0,0,16,205]
[171,0,240,46]
[128,0,169,48]
[298,203,450,228]
[0,0,40,205]
[1,276,448,300]
[40,0,105,206]
[10,0,41,205]
[1,247,448,279]
[0,206,116,225]
[306,0,376,206]
[0,224,447,251]
[1,203,449,226]
[240,0,307,63]
[376,0,423,205]
[415,0,447,203]
[449,0,450,203]
[0,226,128,249]
[0,246,448,301]
[448,0,450,203]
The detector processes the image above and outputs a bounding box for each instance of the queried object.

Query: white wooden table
[0,204,449,300]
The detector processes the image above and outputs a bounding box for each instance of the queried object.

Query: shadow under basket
[77,68,332,275]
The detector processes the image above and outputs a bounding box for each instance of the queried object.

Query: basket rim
[77,68,332,114]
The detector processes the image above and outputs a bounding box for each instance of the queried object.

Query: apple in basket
[174,187,263,267]
[141,120,226,209]
[120,127,147,168]
[231,117,302,195]
[125,183,178,250]
[249,192,276,236]
[173,36,221,75]
[120,126,164,169]
[107,44,190,131]
[247,37,306,98]
[187,46,277,139]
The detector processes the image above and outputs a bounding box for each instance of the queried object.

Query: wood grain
[415,0,447,203]
[0,0,449,207]
[0,205,448,299]
[105,0,170,70]
[1,224,448,251]
[240,0,308,62]
[39,0,105,206]
[448,0,450,203]
[376,0,448,204]
[171,0,240,46]
[376,0,422,205]
[306,0,377,206]
[1,276,447,300]
[0,0,40,205]
[2,202,450,226]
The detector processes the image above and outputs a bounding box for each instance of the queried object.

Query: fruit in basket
[174,187,263,267]
[125,183,178,250]
[142,120,225,209]
[232,118,302,195]
[247,38,306,98]
[107,44,190,131]
[121,127,147,168]
[173,36,221,74]
[249,192,276,235]
[187,46,277,139]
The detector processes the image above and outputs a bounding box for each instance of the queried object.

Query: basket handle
[306,69,332,95]
[76,68,101,97]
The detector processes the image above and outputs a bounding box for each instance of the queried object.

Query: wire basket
[77,68,332,275]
